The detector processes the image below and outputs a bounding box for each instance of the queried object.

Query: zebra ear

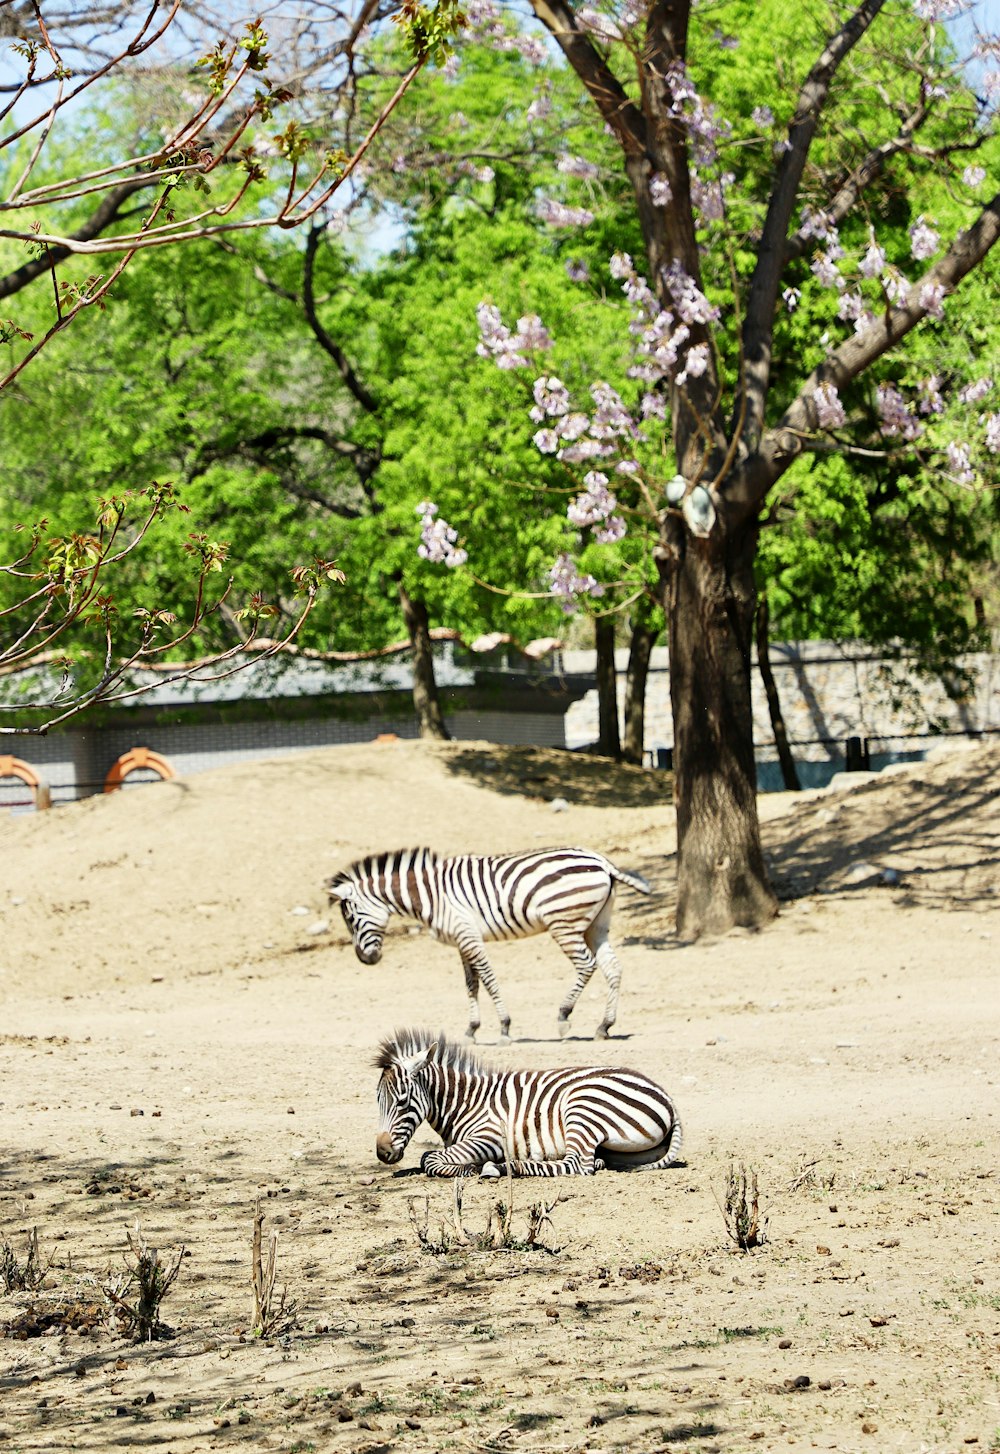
[329,881,353,901]
[406,1043,437,1075]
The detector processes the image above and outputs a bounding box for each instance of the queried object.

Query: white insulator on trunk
[682,484,716,536]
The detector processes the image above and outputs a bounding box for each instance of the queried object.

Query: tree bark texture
[398,582,450,741]
[594,616,622,760]
[622,613,659,767]
[660,517,778,938]
[755,596,801,793]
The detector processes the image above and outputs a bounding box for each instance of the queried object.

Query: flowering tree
[462,0,1000,937]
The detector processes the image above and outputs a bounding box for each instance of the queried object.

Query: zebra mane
[330,847,440,888]
[374,1028,485,1076]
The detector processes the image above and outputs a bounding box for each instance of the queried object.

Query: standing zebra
[374,1029,683,1177]
[327,846,652,1042]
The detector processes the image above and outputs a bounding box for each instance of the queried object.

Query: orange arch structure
[104,747,176,793]
[0,754,46,807]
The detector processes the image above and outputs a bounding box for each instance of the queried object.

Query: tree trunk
[755,594,801,792]
[659,516,778,939]
[398,581,450,741]
[594,615,621,760]
[622,609,659,767]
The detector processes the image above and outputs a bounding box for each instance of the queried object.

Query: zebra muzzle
[375,1132,401,1163]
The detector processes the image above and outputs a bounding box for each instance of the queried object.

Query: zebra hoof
[480,1162,502,1180]
[465,1029,478,1042]
[594,1024,610,1040]
[557,1017,570,1039]
[498,1033,512,1046]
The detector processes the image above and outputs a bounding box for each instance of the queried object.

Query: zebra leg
[460,939,511,1043]
[421,1141,501,1177]
[460,956,482,1042]
[549,927,599,1039]
[485,1123,605,1177]
[586,920,623,1039]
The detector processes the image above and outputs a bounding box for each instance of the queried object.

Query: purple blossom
[567,471,617,528]
[560,436,614,463]
[876,384,922,441]
[958,377,993,405]
[914,0,968,18]
[675,342,709,387]
[811,251,845,290]
[837,291,864,322]
[416,502,467,567]
[565,258,590,282]
[536,197,595,229]
[558,412,590,441]
[909,216,940,261]
[526,93,552,122]
[883,269,910,306]
[799,207,836,242]
[576,7,623,38]
[533,427,559,453]
[664,261,720,324]
[649,172,672,207]
[858,235,887,279]
[594,515,626,544]
[558,154,601,180]
[751,105,774,127]
[476,302,528,369]
[919,376,945,415]
[548,553,604,612]
[919,281,946,319]
[609,251,633,281]
[441,54,461,80]
[533,374,571,416]
[641,391,666,419]
[945,440,975,485]
[691,170,730,224]
[963,164,986,188]
[985,413,1000,453]
[814,381,846,430]
[782,287,801,312]
[515,314,552,351]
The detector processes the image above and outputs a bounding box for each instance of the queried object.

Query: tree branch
[748,192,1000,506]
[740,0,887,451]
[302,224,380,414]
[526,0,647,155]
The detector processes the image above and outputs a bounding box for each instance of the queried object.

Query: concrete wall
[563,642,1000,790]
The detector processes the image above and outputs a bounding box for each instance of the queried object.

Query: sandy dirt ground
[1,737,998,1454]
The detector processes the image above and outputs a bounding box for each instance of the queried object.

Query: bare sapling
[0,1227,53,1293]
[251,1197,297,1338]
[104,1221,184,1340]
[720,1163,769,1252]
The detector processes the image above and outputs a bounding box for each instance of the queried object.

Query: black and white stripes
[328,846,652,1042]
[374,1030,683,1178]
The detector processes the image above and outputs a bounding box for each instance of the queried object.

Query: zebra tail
[600,1115,684,1171]
[610,865,653,895]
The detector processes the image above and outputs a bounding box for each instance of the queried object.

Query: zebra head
[374,1041,437,1164]
[328,879,389,965]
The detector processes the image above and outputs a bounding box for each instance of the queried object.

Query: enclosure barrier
[0,754,50,809]
[103,747,176,792]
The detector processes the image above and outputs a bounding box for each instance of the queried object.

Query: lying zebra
[374,1029,683,1178]
[328,846,652,1042]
